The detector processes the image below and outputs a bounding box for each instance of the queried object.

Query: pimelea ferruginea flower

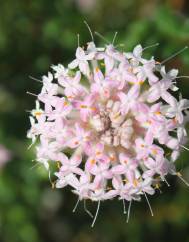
[0,144,11,168]
[27,34,189,226]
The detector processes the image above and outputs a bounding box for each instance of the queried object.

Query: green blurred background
[0,0,189,242]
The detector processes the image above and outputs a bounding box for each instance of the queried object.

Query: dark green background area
[0,0,189,242]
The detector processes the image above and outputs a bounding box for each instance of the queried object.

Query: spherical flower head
[28,41,189,223]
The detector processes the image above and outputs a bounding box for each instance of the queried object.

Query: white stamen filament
[84,200,93,218]
[122,199,127,214]
[161,46,188,65]
[126,200,132,223]
[84,21,94,42]
[72,197,80,213]
[91,200,101,228]
[144,192,154,217]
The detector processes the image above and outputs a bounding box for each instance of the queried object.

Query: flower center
[90,100,134,148]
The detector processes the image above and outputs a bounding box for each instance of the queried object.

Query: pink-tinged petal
[143,185,155,195]
[73,71,81,84]
[76,47,85,59]
[171,150,180,162]
[88,163,99,176]
[150,102,161,113]
[93,175,103,188]
[103,170,112,179]
[136,103,149,114]
[56,179,67,188]
[80,174,90,184]
[104,56,114,73]
[150,145,164,157]
[112,176,122,189]
[126,170,135,183]
[125,72,137,84]
[147,72,159,85]
[130,160,139,170]
[119,153,130,164]
[118,92,126,103]
[96,142,104,153]
[161,92,176,106]
[80,109,89,122]
[59,153,69,164]
[79,61,90,76]
[67,137,80,148]
[85,158,97,173]
[177,112,183,124]
[68,59,79,69]
[85,52,95,60]
[144,130,154,145]
[166,138,179,150]
[128,84,140,98]
[94,68,104,83]
[143,170,155,179]
[71,155,82,166]
[66,174,80,189]
[144,157,155,169]
[133,44,142,57]
[104,190,118,199]
[147,88,160,103]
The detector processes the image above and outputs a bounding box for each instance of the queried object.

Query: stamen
[143,43,159,51]
[94,32,110,44]
[176,172,189,187]
[84,200,93,218]
[163,177,170,187]
[27,143,34,150]
[29,161,40,170]
[161,46,188,65]
[122,199,127,214]
[72,197,80,213]
[29,76,43,83]
[181,145,189,151]
[112,31,118,45]
[84,21,94,42]
[91,200,101,227]
[175,76,189,79]
[126,200,132,223]
[144,192,154,216]
[26,91,38,97]
[48,170,55,189]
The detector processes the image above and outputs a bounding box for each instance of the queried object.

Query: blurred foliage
[0,0,189,242]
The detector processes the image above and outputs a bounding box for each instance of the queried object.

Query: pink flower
[0,145,11,168]
[85,143,108,171]
[118,85,139,115]
[67,123,91,149]
[68,173,93,199]
[73,94,97,122]
[28,40,189,224]
[143,156,170,179]
[47,97,72,121]
[41,72,58,96]
[68,47,95,76]
[112,153,138,175]
[59,154,82,174]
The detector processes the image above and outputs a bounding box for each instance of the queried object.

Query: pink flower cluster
[28,42,189,223]
[0,144,11,168]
